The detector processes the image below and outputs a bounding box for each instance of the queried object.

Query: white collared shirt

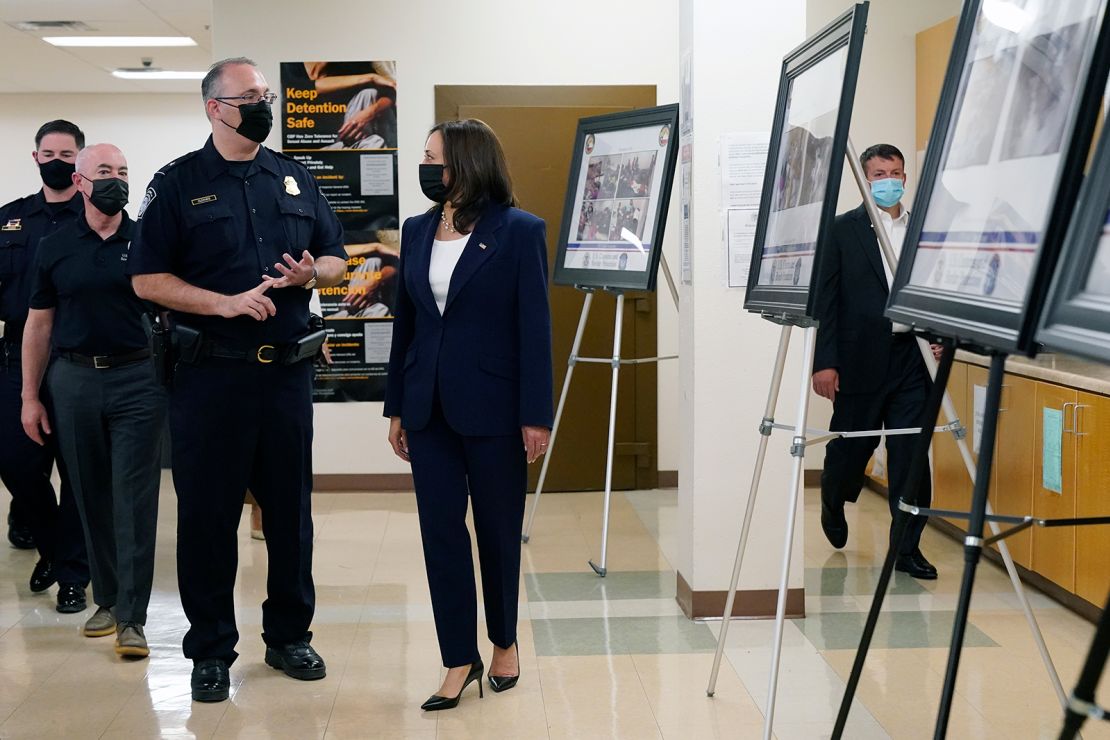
[875,204,911,333]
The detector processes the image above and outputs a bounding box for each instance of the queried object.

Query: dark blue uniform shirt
[127,136,345,345]
[0,191,83,331]
[30,212,150,355]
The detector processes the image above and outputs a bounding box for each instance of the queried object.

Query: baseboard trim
[658,470,678,488]
[676,571,805,620]
[313,473,414,492]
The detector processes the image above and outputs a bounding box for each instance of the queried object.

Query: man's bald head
[75,143,127,179]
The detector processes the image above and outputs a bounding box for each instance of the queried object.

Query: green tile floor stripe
[798,610,998,650]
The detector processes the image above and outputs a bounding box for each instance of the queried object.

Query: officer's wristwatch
[302,267,318,290]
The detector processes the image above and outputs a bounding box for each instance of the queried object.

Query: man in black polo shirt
[129,57,347,702]
[0,120,90,612]
[22,143,165,659]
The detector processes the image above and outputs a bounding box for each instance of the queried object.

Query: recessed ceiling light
[112,69,205,80]
[45,36,197,47]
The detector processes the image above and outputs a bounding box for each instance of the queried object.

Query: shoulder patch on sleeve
[137,186,157,220]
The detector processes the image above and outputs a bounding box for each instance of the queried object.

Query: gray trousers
[48,358,166,624]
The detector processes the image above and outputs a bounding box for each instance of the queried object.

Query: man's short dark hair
[201,57,257,102]
[860,143,905,169]
[34,120,84,150]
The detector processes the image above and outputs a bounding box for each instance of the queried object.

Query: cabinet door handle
[1062,402,1077,434]
[999,384,1010,412]
[1074,404,1092,436]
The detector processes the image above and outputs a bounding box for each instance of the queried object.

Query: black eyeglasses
[215,92,277,106]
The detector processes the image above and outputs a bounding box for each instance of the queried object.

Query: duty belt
[204,341,286,365]
[60,348,152,369]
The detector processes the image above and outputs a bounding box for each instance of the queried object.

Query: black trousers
[0,341,88,585]
[821,335,932,556]
[49,359,166,624]
[170,359,315,665]
[406,397,527,668]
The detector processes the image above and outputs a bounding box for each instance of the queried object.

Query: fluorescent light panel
[112,69,205,80]
[44,36,196,47]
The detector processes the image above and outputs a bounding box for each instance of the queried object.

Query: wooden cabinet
[1075,391,1110,605]
[932,363,971,530]
[992,376,1036,567]
[1032,383,1078,592]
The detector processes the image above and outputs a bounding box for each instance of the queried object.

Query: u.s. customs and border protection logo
[137,186,156,219]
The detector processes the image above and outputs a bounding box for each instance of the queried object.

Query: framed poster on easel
[552,105,679,292]
[743,4,868,319]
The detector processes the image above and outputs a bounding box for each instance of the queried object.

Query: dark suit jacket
[812,204,900,395]
[383,203,554,435]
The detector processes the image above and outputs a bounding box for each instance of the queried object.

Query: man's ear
[32,150,40,165]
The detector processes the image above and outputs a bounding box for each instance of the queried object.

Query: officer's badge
[283,176,301,196]
[137,187,156,219]
[1,219,21,231]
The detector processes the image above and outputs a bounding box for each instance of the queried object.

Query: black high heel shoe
[487,642,520,693]
[421,660,484,711]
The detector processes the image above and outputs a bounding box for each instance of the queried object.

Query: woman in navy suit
[384,119,553,711]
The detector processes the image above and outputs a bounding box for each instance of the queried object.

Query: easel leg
[832,340,957,738]
[707,323,793,697]
[761,325,817,740]
[1059,589,1110,739]
[659,251,680,312]
[522,291,594,544]
[934,353,1007,739]
[590,292,626,577]
[918,339,1066,706]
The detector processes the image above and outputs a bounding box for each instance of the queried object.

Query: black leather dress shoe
[29,559,55,593]
[910,550,938,578]
[56,583,87,613]
[820,503,848,550]
[7,513,34,550]
[191,659,230,702]
[895,554,938,580]
[265,640,326,680]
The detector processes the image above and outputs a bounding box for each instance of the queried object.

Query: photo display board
[743,2,868,318]
[1037,112,1110,364]
[553,105,679,292]
[887,0,1110,354]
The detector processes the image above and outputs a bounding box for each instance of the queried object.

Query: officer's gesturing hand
[220,281,277,321]
[21,399,51,446]
[263,250,316,290]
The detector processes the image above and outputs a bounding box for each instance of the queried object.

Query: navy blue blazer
[383,203,554,435]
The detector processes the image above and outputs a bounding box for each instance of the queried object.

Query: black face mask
[81,175,129,217]
[219,99,273,143]
[39,158,76,190]
[419,164,449,203]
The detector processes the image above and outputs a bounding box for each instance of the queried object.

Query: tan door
[435,86,659,492]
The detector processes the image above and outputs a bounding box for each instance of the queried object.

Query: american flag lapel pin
[480,242,488,250]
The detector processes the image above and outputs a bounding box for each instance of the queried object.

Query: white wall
[803,0,961,467]
[212,0,681,476]
[0,94,211,212]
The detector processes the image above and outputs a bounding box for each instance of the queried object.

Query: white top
[429,234,471,314]
[875,205,911,334]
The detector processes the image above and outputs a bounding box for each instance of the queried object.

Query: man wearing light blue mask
[811,143,940,580]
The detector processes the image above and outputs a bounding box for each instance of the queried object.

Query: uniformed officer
[128,57,347,703]
[0,120,90,613]
[22,143,166,659]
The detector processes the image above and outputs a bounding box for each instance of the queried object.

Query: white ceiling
[0,0,213,93]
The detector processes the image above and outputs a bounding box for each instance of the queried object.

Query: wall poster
[281,60,400,402]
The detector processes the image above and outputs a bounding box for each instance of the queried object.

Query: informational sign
[1042,407,1064,493]
[553,105,680,292]
[680,142,693,285]
[972,384,986,454]
[282,60,400,402]
[720,132,769,288]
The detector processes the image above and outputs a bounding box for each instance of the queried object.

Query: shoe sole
[115,643,150,658]
[56,602,87,614]
[84,625,117,638]
[264,651,326,680]
[192,688,229,703]
[894,567,938,581]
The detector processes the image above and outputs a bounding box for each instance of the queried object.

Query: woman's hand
[522,425,550,464]
[388,416,409,462]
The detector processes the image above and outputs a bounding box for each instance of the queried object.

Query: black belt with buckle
[61,348,152,369]
[205,341,285,365]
